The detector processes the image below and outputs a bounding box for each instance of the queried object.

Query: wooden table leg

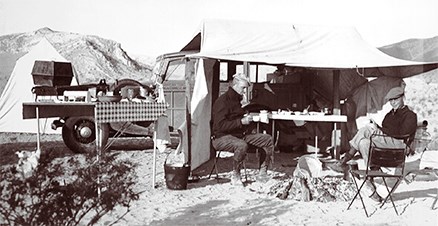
[152,130,157,189]
[94,111,102,197]
[334,123,340,160]
[36,106,41,151]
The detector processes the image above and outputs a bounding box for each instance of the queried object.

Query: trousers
[349,125,405,164]
[212,133,274,165]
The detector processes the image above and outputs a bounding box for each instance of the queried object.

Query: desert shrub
[0,152,139,226]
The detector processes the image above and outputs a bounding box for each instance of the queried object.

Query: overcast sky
[1,0,438,57]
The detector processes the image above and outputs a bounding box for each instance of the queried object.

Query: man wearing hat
[211,73,274,186]
[328,86,417,200]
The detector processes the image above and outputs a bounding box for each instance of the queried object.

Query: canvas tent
[165,19,438,170]
[184,19,437,70]
[183,19,438,98]
[0,38,77,134]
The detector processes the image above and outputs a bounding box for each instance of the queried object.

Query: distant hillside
[379,36,438,62]
[0,27,154,95]
[379,36,438,84]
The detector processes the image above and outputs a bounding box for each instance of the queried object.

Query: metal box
[31,61,73,86]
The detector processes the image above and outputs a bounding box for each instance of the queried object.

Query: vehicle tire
[62,116,109,154]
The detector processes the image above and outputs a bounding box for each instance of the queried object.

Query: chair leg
[379,177,391,205]
[243,159,247,182]
[208,151,249,182]
[208,150,221,179]
[380,177,402,215]
[348,174,370,217]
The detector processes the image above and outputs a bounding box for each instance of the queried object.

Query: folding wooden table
[23,101,168,189]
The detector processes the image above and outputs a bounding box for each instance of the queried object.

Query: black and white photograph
[1,0,437,225]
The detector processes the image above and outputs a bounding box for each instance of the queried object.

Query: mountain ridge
[378,36,438,84]
[1,28,438,135]
[1,28,438,95]
[0,28,153,93]
[379,36,438,62]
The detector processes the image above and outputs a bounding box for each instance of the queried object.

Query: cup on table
[242,114,253,124]
[253,115,260,122]
[259,110,269,123]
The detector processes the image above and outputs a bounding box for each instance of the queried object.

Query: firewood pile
[270,176,356,202]
[268,155,357,202]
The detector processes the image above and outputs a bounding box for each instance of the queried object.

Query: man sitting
[211,73,274,186]
[328,86,417,200]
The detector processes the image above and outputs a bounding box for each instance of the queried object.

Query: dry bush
[0,152,139,226]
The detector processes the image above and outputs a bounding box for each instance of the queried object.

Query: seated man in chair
[211,73,274,186]
[329,86,417,173]
[329,86,417,201]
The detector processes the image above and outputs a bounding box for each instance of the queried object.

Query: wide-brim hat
[384,87,404,102]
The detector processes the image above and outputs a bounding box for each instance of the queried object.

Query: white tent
[185,19,438,72]
[170,19,438,169]
[182,19,438,109]
[0,38,77,133]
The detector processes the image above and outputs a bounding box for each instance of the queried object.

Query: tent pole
[243,61,250,103]
[227,62,237,81]
[185,58,194,168]
[243,61,250,77]
[256,64,259,83]
[333,70,341,159]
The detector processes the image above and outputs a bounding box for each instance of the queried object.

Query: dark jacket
[381,105,417,144]
[212,87,247,138]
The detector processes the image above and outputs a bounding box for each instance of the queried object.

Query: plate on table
[309,111,325,116]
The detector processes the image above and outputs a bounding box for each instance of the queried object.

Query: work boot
[365,180,383,203]
[230,172,243,186]
[230,161,244,187]
[326,161,347,173]
[369,191,383,203]
[256,156,271,183]
[326,150,355,174]
[256,166,270,183]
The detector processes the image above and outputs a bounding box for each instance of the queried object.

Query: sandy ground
[94,149,438,226]
[1,133,437,226]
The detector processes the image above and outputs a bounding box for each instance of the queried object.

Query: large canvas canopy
[183,19,438,73]
[0,38,78,133]
[172,19,438,170]
[183,19,438,100]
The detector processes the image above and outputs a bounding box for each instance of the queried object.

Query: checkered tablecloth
[95,102,169,123]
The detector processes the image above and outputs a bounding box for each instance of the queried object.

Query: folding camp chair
[347,133,409,217]
[207,148,248,181]
[208,135,248,181]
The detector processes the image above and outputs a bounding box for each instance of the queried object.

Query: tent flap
[0,38,75,134]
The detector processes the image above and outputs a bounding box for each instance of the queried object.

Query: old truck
[29,60,160,154]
